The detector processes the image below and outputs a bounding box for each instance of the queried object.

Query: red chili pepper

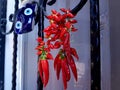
[44,47,50,52]
[60,28,67,38]
[62,62,67,90]
[69,19,77,23]
[56,59,61,80]
[44,26,51,32]
[52,15,59,22]
[60,8,67,13]
[54,54,62,80]
[54,41,61,49]
[45,32,52,38]
[63,32,70,45]
[37,51,42,55]
[61,57,71,81]
[61,14,67,20]
[40,42,45,46]
[46,15,53,19]
[67,13,74,18]
[51,33,60,41]
[38,60,49,87]
[48,43,54,49]
[51,23,57,28]
[37,37,43,43]
[51,9,57,14]
[54,54,60,69]
[35,45,42,50]
[46,53,53,60]
[59,35,65,43]
[70,47,79,60]
[65,50,71,63]
[71,26,78,32]
[69,55,78,81]
[65,21,71,29]
[63,33,71,61]
[51,29,58,34]
[38,60,43,82]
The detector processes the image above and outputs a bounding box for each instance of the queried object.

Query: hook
[70,0,88,15]
[42,0,56,10]
[38,0,55,17]
[47,0,87,15]
[0,16,14,35]
[47,0,56,6]
[42,0,48,10]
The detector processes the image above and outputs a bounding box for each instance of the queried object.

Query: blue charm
[14,3,38,34]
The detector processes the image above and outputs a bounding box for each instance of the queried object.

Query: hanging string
[12,0,19,90]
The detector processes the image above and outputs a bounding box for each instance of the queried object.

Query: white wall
[4,0,14,90]
[99,0,111,90]
[109,0,120,90]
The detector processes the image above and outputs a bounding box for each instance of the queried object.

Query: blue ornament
[14,3,38,34]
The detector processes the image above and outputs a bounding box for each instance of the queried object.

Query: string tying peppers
[36,8,79,90]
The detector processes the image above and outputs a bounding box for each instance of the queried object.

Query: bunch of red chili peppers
[36,8,79,90]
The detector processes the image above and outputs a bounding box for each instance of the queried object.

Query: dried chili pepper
[69,55,78,81]
[36,50,42,55]
[46,53,53,60]
[66,13,74,18]
[54,52,62,80]
[56,58,62,80]
[54,54,60,69]
[65,21,72,29]
[36,37,53,87]
[51,9,57,14]
[38,60,43,82]
[61,57,71,81]
[51,33,60,41]
[70,47,79,60]
[62,65,67,90]
[60,8,68,13]
[71,26,78,32]
[37,37,43,42]
[69,19,77,23]
[59,28,67,38]
[63,32,70,46]
[38,59,49,87]
[54,41,61,49]
[36,8,79,89]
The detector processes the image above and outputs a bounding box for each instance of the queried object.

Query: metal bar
[37,0,44,90]
[0,0,7,90]
[12,0,19,90]
[90,0,101,90]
